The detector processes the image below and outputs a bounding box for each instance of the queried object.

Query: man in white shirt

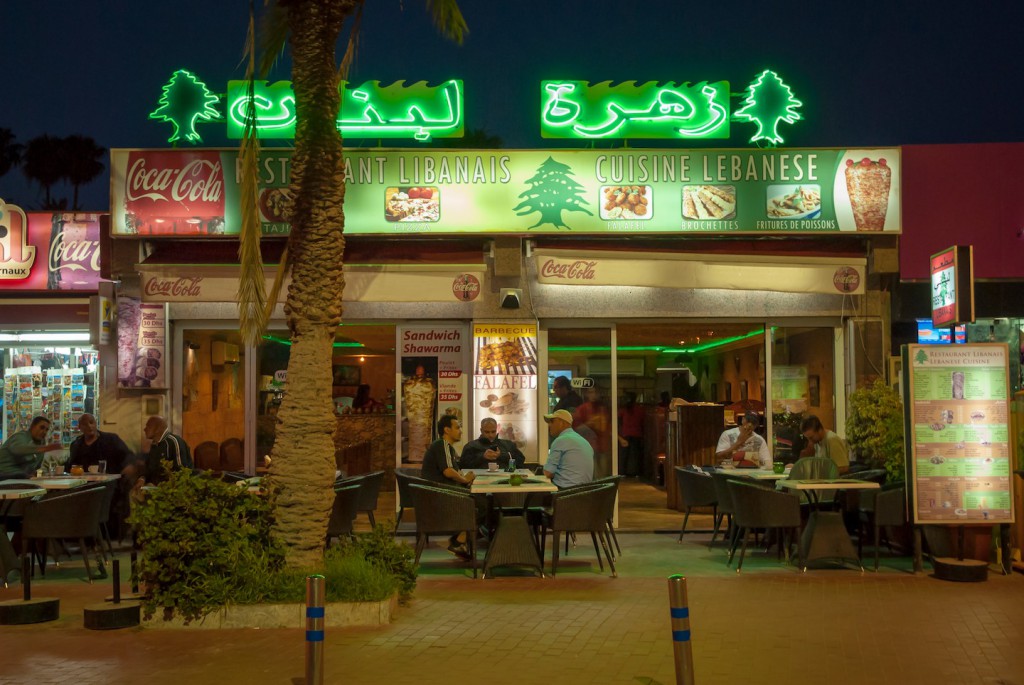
[715,411,771,468]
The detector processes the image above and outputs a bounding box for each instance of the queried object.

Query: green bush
[233,546,398,604]
[847,379,906,482]
[340,522,418,601]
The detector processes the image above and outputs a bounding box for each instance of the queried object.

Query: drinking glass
[98,460,108,474]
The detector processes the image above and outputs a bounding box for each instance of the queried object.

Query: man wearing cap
[715,411,771,468]
[542,409,594,489]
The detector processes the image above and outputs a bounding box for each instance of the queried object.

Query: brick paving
[3,533,1024,685]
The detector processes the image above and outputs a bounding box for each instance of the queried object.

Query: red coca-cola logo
[126,156,224,205]
[540,259,597,281]
[833,266,861,293]
[452,274,480,301]
[144,276,205,299]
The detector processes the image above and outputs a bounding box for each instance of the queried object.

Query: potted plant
[846,379,905,481]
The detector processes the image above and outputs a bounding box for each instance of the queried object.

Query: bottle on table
[506,452,517,473]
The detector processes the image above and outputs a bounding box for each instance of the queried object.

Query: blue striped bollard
[305,574,326,685]
[668,574,695,685]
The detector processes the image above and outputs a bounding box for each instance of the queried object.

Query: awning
[534,248,865,295]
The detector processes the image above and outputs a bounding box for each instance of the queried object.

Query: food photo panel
[385,186,440,222]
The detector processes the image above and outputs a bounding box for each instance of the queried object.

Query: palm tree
[62,135,106,210]
[0,128,23,179]
[240,0,467,568]
[21,134,67,209]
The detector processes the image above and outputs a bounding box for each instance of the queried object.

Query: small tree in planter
[847,379,905,481]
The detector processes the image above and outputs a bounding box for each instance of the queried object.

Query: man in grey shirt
[0,416,63,478]
[543,409,594,489]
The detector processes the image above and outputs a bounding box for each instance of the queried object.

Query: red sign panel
[931,245,973,328]
[0,200,102,291]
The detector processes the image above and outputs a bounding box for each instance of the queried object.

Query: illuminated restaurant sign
[907,343,1013,524]
[930,245,974,328]
[0,200,102,291]
[110,147,901,237]
[472,322,539,462]
[225,79,464,141]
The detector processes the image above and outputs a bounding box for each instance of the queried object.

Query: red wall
[901,143,1024,280]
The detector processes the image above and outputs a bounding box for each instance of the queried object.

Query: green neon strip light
[226,80,464,141]
[149,69,221,144]
[549,329,768,355]
[540,80,729,139]
[732,70,803,146]
[262,335,364,348]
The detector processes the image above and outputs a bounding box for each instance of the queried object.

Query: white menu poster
[472,322,539,462]
[117,297,167,388]
[907,343,1014,524]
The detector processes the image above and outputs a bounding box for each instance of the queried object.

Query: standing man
[800,415,850,474]
[460,417,527,470]
[552,376,582,413]
[136,415,193,485]
[715,411,771,468]
[543,409,594,489]
[618,392,646,477]
[69,414,133,474]
[420,415,475,558]
[0,416,63,478]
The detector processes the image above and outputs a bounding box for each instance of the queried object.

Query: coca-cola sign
[539,258,597,281]
[452,273,480,301]
[144,276,205,299]
[119,150,228,236]
[832,266,861,293]
[0,206,101,291]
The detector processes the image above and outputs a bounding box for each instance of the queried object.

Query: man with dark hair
[552,376,582,413]
[0,416,63,478]
[800,414,850,474]
[420,415,476,558]
[460,417,526,470]
[69,414,133,474]
[715,411,771,468]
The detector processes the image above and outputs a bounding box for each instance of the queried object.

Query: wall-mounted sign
[771,365,809,413]
[906,343,1013,524]
[111,147,901,237]
[472,322,539,462]
[225,80,463,141]
[149,69,221,145]
[116,297,167,388]
[930,245,974,329]
[0,201,102,291]
[399,325,468,464]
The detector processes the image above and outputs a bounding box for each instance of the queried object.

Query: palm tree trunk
[269,0,353,568]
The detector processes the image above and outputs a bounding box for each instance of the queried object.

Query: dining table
[0,481,48,585]
[777,479,880,571]
[468,469,557,578]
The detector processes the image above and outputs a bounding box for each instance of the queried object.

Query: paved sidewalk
[3,533,1024,685]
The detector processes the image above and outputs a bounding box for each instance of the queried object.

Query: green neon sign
[149,69,221,144]
[733,70,803,146]
[226,80,464,141]
[540,80,730,139]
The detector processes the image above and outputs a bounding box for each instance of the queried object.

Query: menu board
[116,298,167,388]
[397,325,468,464]
[907,343,1014,524]
[771,365,809,414]
[472,322,539,462]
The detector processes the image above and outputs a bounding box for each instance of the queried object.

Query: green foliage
[847,379,906,482]
[233,546,398,604]
[129,469,284,623]
[339,522,418,601]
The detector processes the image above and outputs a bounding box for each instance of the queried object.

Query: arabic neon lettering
[540,80,730,140]
[226,79,464,141]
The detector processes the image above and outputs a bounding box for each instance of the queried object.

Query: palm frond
[263,244,290,326]
[257,0,290,77]
[338,0,365,80]
[426,0,468,45]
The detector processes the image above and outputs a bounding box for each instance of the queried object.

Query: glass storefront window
[180,330,246,471]
[770,326,837,462]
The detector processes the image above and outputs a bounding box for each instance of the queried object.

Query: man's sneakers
[446,542,472,561]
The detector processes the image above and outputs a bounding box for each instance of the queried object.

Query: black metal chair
[726,479,802,573]
[540,483,617,577]
[592,474,624,557]
[408,483,479,577]
[21,486,106,582]
[858,485,907,571]
[675,466,718,543]
[326,483,362,546]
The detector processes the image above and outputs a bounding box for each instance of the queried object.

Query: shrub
[847,379,905,482]
[340,522,418,602]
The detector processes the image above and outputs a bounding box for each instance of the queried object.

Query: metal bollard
[112,560,121,604]
[668,574,695,685]
[22,555,31,602]
[305,574,326,685]
[130,551,139,593]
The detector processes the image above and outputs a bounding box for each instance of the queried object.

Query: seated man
[715,411,771,468]
[0,416,63,479]
[420,415,476,559]
[800,414,850,475]
[127,415,193,487]
[460,417,527,470]
[543,409,594,489]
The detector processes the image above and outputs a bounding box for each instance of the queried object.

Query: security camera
[499,288,522,309]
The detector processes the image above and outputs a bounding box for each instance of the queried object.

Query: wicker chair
[540,483,617,577]
[21,485,106,582]
[408,483,479,577]
[193,441,221,472]
[326,483,362,546]
[592,474,624,557]
[354,470,385,527]
[675,467,718,542]
[709,471,739,548]
[726,479,802,573]
[394,468,421,532]
[858,485,907,571]
[788,456,840,506]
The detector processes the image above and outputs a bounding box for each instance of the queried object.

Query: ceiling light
[0,332,92,343]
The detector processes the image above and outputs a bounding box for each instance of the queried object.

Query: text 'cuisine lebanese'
[594,153,819,184]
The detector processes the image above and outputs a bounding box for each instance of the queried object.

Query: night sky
[2,0,1022,210]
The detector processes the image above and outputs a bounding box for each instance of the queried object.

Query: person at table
[543,409,594,489]
[419,415,475,559]
[69,413,133,474]
[715,411,771,468]
[127,415,194,486]
[0,416,64,479]
[460,417,526,471]
[551,376,582,413]
[351,384,383,412]
[800,415,850,475]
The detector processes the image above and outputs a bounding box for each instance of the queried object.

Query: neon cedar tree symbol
[513,156,593,230]
[733,70,803,145]
[149,69,221,144]
[914,349,929,365]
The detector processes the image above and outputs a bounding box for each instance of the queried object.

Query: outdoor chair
[326,483,362,546]
[727,479,802,573]
[788,456,840,507]
[193,440,220,472]
[354,470,385,527]
[539,483,617,577]
[592,474,624,557]
[858,485,907,571]
[394,468,422,532]
[91,479,118,560]
[21,485,106,582]
[219,438,244,472]
[408,483,479,577]
[709,471,739,549]
[674,466,718,543]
